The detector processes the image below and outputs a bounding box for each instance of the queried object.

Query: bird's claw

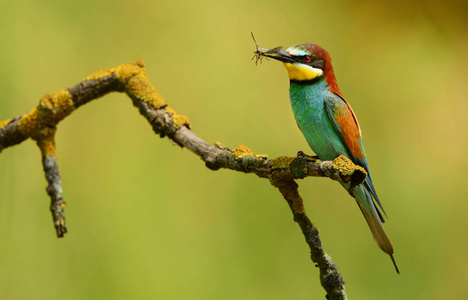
[297,151,319,162]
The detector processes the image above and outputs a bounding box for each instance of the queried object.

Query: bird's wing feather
[324,93,397,272]
[324,93,364,162]
[324,92,387,217]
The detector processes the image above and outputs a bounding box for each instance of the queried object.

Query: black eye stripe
[295,55,314,61]
[294,56,326,70]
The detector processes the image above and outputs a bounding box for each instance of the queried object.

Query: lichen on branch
[0,60,361,299]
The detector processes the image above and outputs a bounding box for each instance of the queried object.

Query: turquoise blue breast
[289,80,351,160]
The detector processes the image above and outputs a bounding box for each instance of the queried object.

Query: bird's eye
[303,56,311,63]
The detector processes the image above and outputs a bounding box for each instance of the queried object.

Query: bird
[254,42,399,274]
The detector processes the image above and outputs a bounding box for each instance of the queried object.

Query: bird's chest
[289,82,344,160]
[289,83,327,122]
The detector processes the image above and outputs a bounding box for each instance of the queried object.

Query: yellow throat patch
[283,63,323,81]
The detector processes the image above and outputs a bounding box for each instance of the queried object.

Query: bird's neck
[289,76,323,86]
[289,77,329,107]
[289,68,341,97]
[323,64,341,96]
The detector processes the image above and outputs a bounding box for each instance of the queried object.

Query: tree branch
[0,60,368,299]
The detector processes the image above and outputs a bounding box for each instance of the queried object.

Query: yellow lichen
[171,113,191,129]
[165,106,175,115]
[117,61,167,109]
[233,145,255,159]
[332,155,367,178]
[332,155,355,176]
[232,145,267,160]
[214,141,226,149]
[18,90,74,139]
[18,108,39,137]
[84,66,118,81]
[85,60,167,109]
[36,134,56,157]
[165,106,191,129]
[271,156,295,169]
[0,119,9,129]
[38,91,75,122]
[0,119,10,152]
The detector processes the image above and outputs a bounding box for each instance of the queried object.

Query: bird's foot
[297,151,320,162]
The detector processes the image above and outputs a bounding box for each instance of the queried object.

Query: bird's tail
[352,185,400,274]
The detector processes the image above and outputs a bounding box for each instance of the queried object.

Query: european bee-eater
[255,43,399,273]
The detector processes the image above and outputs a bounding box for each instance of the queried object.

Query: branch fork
[0,60,371,299]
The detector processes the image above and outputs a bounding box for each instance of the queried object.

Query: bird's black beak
[254,47,296,64]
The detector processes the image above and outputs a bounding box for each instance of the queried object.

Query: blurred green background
[1,0,467,299]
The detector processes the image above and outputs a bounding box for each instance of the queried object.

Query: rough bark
[0,60,369,299]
